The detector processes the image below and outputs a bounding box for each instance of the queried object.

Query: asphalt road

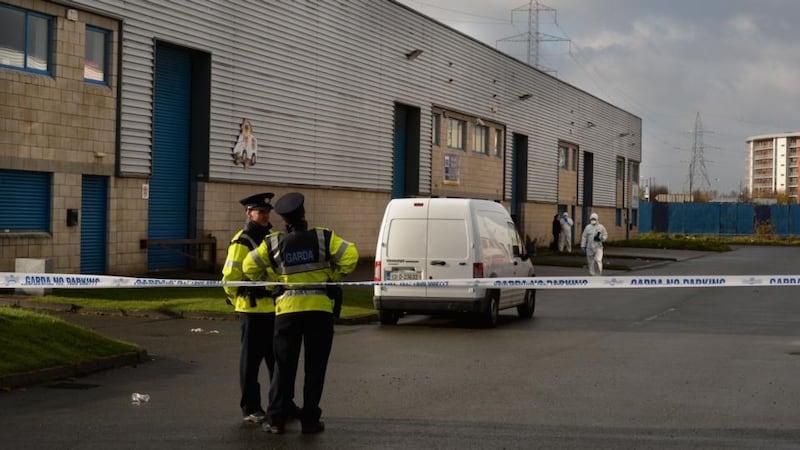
[2,246,800,449]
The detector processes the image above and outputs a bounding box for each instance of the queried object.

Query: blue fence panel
[754,205,771,235]
[681,203,719,234]
[770,205,790,236]
[736,203,755,235]
[639,202,652,233]
[791,205,800,236]
[652,202,669,233]
[719,204,738,235]
[635,202,800,237]
[668,203,686,234]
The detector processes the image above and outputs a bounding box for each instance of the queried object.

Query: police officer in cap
[222,192,286,424]
[243,192,358,434]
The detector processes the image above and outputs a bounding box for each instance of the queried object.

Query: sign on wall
[444,153,460,186]
[231,118,258,169]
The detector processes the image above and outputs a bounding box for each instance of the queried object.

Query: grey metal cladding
[70,0,640,201]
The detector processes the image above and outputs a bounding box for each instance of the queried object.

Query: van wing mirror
[525,242,536,258]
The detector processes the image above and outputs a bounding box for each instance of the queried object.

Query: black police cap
[274,192,304,217]
[239,192,274,211]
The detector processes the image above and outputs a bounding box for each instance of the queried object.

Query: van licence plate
[387,270,421,281]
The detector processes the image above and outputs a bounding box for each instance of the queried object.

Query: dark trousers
[239,312,275,415]
[267,311,334,425]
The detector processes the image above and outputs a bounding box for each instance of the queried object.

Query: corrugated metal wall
[69,0,640,206]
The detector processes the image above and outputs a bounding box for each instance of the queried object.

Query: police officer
[242,192,358,434]
[221,192,277,424]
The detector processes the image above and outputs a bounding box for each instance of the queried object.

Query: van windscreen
[386,219,427,258]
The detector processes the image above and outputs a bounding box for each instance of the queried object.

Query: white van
[373,198,535,327]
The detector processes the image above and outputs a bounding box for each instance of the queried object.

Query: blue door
[392,105,407,199]
[511,133,528,220]
[80,175,108,274]
[149,43,191,270]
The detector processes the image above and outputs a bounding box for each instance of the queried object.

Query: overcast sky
[396,0,799,194]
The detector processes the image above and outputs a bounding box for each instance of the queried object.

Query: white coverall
[580,215,608,276]
[558,214,574,252]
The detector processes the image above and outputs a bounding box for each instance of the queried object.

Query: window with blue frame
[84,25,110,84]
[0,169,52,232]
[0,4,53,75]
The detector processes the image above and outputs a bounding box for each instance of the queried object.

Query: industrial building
[0,0,642,275]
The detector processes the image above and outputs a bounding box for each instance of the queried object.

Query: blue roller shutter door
[0,169,51,231]
[149,44,191,270]
[80,175,108,274]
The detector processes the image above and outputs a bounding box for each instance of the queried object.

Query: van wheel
[517,289,536,318]
[378,310,400,325]
[481,291,499,328]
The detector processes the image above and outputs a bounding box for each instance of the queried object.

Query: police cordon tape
[3,272,800,290]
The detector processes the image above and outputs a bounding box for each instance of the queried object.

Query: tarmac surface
[6,246,800,449]
[0,246,710,390]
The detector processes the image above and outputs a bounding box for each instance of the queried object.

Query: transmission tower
[688,112,711,195]
[496,0,569,73]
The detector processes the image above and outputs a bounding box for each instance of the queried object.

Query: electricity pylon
[688,112,711,195]
[496,0,569,73]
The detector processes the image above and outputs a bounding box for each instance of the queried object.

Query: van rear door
[381,202,429,298]
[424,217,472,297]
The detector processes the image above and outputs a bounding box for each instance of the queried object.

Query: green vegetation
[608,233,732,252]
[0,307,140,377]
[19,286,376,319]
[610,232,800,251]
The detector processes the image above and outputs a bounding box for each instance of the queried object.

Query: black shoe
[262,422,286,434]
[301,421,325,434]
[288,405,303,422]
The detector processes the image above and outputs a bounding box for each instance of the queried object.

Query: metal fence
[639,202,800,236]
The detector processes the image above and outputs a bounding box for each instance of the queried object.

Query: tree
[693,190,712,203]
[774,191,790,205]
[650,184,669,202]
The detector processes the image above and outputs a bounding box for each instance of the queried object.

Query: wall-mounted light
[586,121,596,128]
[405,49,423,60]
[475,118,486,126]
[518,93,532,100]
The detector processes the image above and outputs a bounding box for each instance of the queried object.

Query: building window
[0,169,51,231]
[629,161,639,181]
[615,208,622,226]
[631,208,638,226]
[85,26,110,84]
[493,129,503,157]
[558,146,568,169]
[559,144,578,171]
[447,118,465,150]
[571,148,578,171]
[0,4,53,74]
[431,113,441,146]
[473,124,488,154]
[616,157,625,181]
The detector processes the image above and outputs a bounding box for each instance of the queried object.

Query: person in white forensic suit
[580,212,608,276]
[558,212,574,252]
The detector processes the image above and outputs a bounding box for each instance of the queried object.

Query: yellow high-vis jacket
[242,227,358,315]
[222,227,276,313]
